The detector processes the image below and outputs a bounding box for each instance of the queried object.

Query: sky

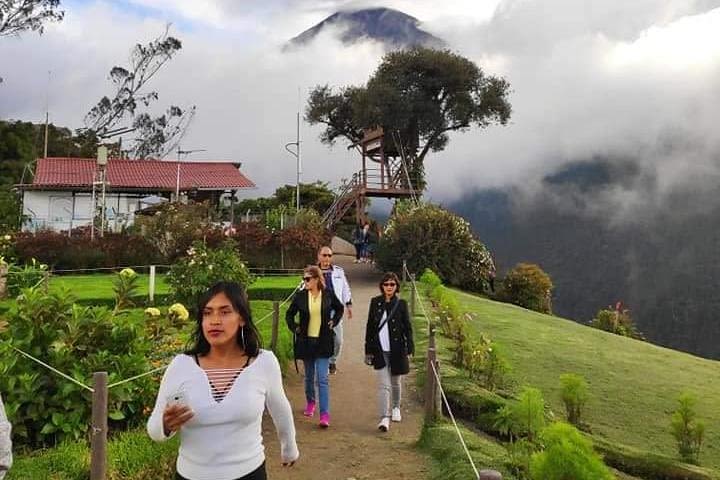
[1,0,720,213]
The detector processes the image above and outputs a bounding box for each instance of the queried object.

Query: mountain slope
[288,7,445,49]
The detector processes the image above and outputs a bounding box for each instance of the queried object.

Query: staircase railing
[322,173,361,227]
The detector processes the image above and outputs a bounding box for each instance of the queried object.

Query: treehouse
[322,127,419,229]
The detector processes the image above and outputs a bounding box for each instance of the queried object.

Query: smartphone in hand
[166,390,189,408]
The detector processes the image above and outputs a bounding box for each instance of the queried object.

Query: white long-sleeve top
[147,350,299,480]
[0,394,11,480]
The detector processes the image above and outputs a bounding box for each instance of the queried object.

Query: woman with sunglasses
[285,265,344,428]
[364,272,414,432]
[147,282,299,480]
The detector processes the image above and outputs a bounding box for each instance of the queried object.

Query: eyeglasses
[320,253,333,257]
[303,277,315,282]
[382,282,397,287]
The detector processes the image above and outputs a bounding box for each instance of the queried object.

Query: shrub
[529,422,613,480]
[590,302,644,340]
[166,241,254,311]
[419,268,443,290]
[501,263,553,314]
[559,373,589,427]
[671,392,705,464]
[113,268,140,312]
[484,342,511,391]
[376,202,495,293]
[512,387,546,443]
[132,202,221,262]
[6,258,48,296]
[0,288,155,448]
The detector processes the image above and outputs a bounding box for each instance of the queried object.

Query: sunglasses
[382,282,397,287]
[303,276,315,282]
[320,253,333,257]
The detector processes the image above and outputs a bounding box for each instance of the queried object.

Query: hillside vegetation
[444,287,720,471]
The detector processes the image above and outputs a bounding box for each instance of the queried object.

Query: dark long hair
[185,282,262,357]
[378,272,401,295]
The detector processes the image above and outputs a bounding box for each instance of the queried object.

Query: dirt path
[262,255,430,480]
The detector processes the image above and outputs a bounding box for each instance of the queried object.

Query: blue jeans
[330,321,343,365]
[303,357,330,414]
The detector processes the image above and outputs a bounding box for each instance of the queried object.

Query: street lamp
[285,111,302,211]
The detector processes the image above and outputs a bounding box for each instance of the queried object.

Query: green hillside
[443,287,720,471]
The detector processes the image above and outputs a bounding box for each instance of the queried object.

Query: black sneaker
[329,363,337,375]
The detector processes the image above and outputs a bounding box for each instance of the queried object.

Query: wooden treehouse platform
[322,127,419,229]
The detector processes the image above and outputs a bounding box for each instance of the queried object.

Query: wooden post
[148,265,156,304]
[402,260,407,282]
[425,325,440,422]
[0,262,7,299]
[270,301,280,352]
[90,372,108,480]
[410,273,416,317]
[479,470,503,479]
[42,271,50,293]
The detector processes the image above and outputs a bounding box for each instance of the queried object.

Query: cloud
[1,0,720,217]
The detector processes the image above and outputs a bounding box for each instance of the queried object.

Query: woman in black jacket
[286,265,344,429]
[364,272,414,432]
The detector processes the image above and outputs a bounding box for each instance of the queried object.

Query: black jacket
[286,289,344,359]
[365,295,414,375]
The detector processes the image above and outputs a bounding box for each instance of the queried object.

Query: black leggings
[176,462,267,480]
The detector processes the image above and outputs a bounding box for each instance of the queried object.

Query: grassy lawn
[445,288,720,471]
[47,273,299,302]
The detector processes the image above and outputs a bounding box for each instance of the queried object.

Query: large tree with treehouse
[306,47,512,193]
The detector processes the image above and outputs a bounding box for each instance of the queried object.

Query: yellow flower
[144,307,161,317]
[120,268,137,278]
[169,303,189,321]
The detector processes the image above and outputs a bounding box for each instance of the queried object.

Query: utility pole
[43,71,51,158]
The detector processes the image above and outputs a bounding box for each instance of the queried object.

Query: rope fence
[2,280,302,480]
[403,262,501,480]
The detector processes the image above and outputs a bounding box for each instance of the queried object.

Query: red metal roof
[28,157,256,191]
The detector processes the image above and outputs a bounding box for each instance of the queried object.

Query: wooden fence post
[90,372,108,480]
[425,325,440,422]
[402,260,407,282]
[148,265,156,304]
[409,273,416,317]
[479,470,503,479]
[270,301,280,352]
[0,262,7,299]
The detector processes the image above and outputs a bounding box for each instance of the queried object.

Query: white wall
[22,191,148,232]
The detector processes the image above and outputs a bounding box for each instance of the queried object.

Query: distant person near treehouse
[352,224,363,263]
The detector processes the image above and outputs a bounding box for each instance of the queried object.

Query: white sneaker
[391,407,402,422]
[377,417,390,432]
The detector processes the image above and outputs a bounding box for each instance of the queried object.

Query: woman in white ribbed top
[147,282,299,480]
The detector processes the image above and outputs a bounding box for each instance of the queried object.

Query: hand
[328,321,335,329]
[346,306,353,320]
[162,404,194,436]
[365,354,374,365]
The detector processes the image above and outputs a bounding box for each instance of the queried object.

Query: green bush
[671,392,705,465]
[511,387,546,443]
[590,303,644,340]
[501,263,553,314]
[560,373,589,427]
[529,422,613,480]
[166,241,254,311]
[113,268,140,312]
[6,258,48,296]
[0,288,155,448]
[419,268,443,290]
[376,202,495,293]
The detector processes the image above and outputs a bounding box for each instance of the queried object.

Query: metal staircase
[322,173,363,229]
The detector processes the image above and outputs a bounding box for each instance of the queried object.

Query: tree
[84,26,195,159]
[234,181,335,216]
[0,0,63,37]
[306,47,511,190]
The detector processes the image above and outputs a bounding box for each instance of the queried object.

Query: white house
[17,157,256,232]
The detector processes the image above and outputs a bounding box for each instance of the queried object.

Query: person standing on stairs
[316,246,353,375]
[286,266,344,428]
[364,272,414,432]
